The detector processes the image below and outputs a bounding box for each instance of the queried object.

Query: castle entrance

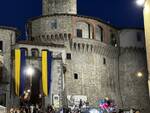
[20,68,43,107]
[30,68,42,105]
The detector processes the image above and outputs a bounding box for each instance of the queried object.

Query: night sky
[0,0,144,39]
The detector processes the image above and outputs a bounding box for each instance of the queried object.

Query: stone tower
[42,0,77,15]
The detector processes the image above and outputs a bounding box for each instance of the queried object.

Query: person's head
[119,110,123,113]
[135,111,140,113]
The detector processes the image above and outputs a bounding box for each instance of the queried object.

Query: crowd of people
[9,104,55,113]
[8,98,141,113]
[9,104,40,113]
[8,100,86,113]
[8,105,141,113]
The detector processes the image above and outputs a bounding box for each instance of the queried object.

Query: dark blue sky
[0,0,144,39]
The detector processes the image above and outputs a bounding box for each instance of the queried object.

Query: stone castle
[0,0,150,112]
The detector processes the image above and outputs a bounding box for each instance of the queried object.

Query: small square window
[77,29,82,38]
[137,32,142,42]
[74,73,78,79]
[66,53,71,60]
[0,93,6,106]
[30,37,35,41]
[0,41,3,52]
[103,58,106,65]
[51,19,57,29]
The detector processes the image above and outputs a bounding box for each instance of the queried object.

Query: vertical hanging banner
[15,49,26,96]
[20,49,26,95]
[15,49,21,96]
[42,50,52,96]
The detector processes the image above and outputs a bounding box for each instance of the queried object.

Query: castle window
[96,26,103,42]
[77,29,82,38]
[31,48,39,58]
[0,41,3,52]
[137,32,142,42]
[30,37,35,41]
[103,58,106,65]
[0,93,6,106]
[76,21,94,39]
[110,33,117,46]
[66,53,71,60]
[74,73,78,79]
[51,19,57,29]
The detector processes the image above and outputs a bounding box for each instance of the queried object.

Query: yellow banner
[15,49,21,96]
[42,51,48,96]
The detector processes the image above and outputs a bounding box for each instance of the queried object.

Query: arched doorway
[20,68,43,106]
[30,68,42,105]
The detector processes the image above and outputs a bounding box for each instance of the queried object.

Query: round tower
[42,0,77,15]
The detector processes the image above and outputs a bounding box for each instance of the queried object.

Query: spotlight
[137,72,143,77]
[24,66,35,76]
[136,0,145,6]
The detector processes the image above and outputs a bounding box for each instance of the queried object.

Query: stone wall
[30,16,72,40]
[64,37,122,107]
[119,29,145,48]
[0,27,18,108]
[42,0,77,15]
[119,48,150,113]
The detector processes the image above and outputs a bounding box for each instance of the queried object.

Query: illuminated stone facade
[0,0,149,113]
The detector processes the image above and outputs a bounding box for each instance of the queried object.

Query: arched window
[0,41,3,53]
[95,26,103,42]
[76,21,94,39]
[110,32,117,47]
[20,48,28,56]
[31,48,39,58]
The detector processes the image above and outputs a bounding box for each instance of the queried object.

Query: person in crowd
[47,104,55,113]
[10,106,14,113]
[30,105,34,113]
[79,99,83,109]
[135,110,140,113]
[22,108,26,113]
[118,109,123,113]
[25,106,28,113]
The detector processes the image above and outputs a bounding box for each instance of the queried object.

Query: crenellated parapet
[30,32,119,58]
[70,37,119,58]
[30,33,71,45]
